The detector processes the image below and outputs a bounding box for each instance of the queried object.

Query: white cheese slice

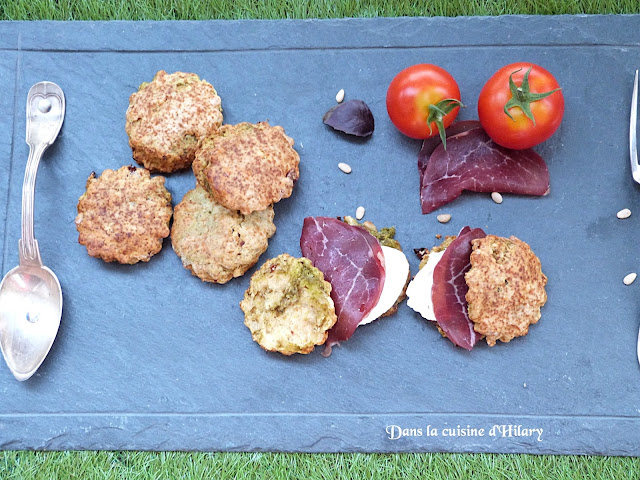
[359,246,410,326]
[406,249,446,321]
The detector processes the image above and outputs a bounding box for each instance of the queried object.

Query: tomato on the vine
[386,64,462,145]
[478,63,564,150]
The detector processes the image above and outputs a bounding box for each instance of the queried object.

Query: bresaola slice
[300,217,385,354]
[431,226,486,350]
[418,121,481,179]
[420,126,550,214]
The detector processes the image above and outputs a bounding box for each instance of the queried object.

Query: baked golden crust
[240,254,337,355]
[125,71,223,172]
[192,122,300,215]
[170,186,276,284]
[75,165,172,264]
[465,235,547,346]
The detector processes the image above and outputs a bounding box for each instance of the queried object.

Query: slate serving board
[1,15,640,455]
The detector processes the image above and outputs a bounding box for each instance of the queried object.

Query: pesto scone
[465,235,547,346]
[125,71,223,172]
[171,185,276,284]
[75,165,172,264]
[240,254,337,355]
[192,122,300,215]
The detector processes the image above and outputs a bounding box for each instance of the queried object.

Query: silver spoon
[0,82,65,381]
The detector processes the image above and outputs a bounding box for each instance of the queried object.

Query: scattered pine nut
[356,206,365,220]
[338,162,352,174]
[435,234,442,239]
[437,214,451,224]
[491,192,503,204]
[624,272,637,285]
[363,221,375,230]
[336,89,345,103]
[617,208,631,219]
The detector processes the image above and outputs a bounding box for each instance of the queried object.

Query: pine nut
[363,221,375,230]
[624,273,637,285]
[336,89,345,103]
[356,206,365,220]
[437,214,451,223]
[491,192,503,204]
[338,162,352,174]
[617,208,631,219]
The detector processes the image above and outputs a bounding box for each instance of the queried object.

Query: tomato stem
[427,98,463,150]
[504,67,561,125]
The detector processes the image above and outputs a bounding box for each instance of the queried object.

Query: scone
[125,71,223,172]
[192,122,300,215]
[240,254,337,355]
[465,235,548,346]
[171,185,276,283]
[75,165,172,264]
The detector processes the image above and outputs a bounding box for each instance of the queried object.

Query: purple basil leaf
[323,99,374,137]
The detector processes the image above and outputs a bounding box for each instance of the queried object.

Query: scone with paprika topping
[75,165,172,264]
[126,71,223,172]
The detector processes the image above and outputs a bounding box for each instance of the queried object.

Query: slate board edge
[2,413,639,455]
[0,53,19,276]
[0,14,639,52]
[1,15,640,455]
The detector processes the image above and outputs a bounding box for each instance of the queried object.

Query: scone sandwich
[407,226,547,350]
[240,216,410,356]
[300,216,410,356]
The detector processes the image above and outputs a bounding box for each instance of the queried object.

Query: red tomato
[386,64,461,140]
[478,63,564,149]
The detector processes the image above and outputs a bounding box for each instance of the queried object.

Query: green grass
[2,451,640,479]
[2,1,639,478]
[0,0,639,20]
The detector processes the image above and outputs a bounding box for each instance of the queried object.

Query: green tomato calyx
[427,98,463,150]
[504,67,561,125]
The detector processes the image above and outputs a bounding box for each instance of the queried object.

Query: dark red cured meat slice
[418,121,482,178]
[300,217,385,353]
[420,127,550,214]
[432,226,486,350]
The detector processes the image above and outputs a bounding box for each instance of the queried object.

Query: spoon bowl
[0,264,62,381]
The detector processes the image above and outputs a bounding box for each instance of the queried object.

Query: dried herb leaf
[323,99,374,137]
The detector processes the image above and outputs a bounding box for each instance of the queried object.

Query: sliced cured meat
[431,226,486,350]
[300,217,385,353]
[418,121,482,178]
[420,127,550,214]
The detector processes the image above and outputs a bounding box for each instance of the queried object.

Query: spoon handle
[19,143,47,267]
[20,82,65,268]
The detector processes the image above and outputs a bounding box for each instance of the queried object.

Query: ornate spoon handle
[20,143,47,266]
[20,82,65,267]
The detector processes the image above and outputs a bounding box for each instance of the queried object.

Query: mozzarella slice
[406,249,446,321]
[359,246,410,326]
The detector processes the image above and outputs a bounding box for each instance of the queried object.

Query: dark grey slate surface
[0,15,639,454]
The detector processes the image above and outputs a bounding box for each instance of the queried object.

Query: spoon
[0,82,65,381]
